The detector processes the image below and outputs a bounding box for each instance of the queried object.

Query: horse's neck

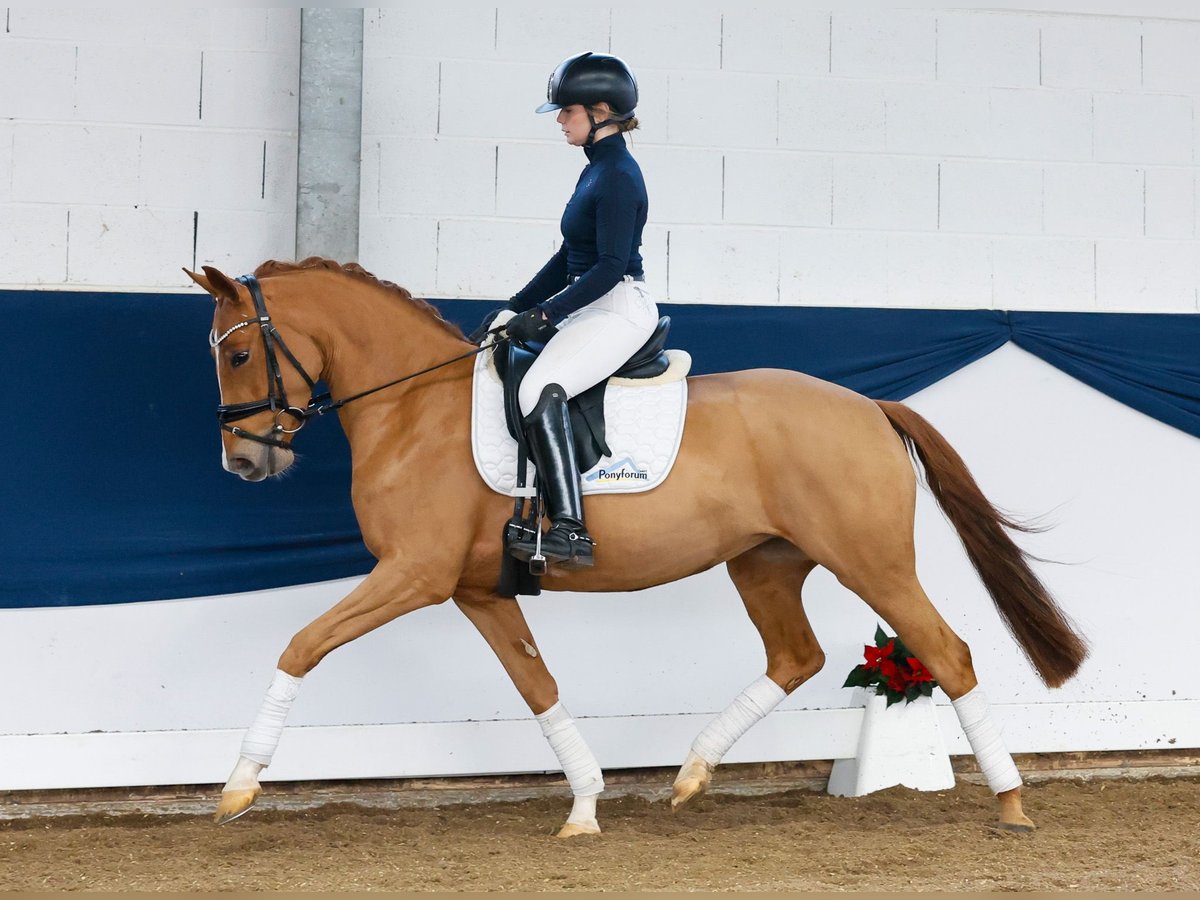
[309,280,472,449]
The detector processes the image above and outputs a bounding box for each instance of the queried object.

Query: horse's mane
[254,257,467,341]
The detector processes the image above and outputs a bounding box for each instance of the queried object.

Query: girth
[494,316,673,473]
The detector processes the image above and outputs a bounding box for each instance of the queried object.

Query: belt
[569,274,646,283]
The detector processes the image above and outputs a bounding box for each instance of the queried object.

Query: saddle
[493,316,674,473]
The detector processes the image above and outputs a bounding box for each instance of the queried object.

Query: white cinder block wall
[359,4,1200,312]
[0,8,300,290]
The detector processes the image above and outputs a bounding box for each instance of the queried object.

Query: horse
[187,257,1087,837]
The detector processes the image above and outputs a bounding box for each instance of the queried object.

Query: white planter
[827,687,955,797]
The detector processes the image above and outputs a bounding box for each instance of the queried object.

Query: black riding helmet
[536,51,638,144]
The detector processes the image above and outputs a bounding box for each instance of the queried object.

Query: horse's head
[185,265,322,482]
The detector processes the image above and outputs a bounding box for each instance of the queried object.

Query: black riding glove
[505,307,558,345]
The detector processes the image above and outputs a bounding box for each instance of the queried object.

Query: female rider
[490,51,658,571]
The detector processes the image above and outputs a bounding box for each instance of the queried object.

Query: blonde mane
[254,257,467,341]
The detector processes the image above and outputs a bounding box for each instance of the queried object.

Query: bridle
[209,274,491,450]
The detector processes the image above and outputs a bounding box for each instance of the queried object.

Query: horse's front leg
[214,561,450,824]
[454,589,603,838]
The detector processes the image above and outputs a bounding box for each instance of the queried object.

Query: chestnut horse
[187,258,1086,836]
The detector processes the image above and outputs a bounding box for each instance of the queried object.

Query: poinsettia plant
[843,624,938,707]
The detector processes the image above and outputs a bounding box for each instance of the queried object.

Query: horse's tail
[876,400,1088,688]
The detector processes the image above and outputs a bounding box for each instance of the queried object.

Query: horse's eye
[231,350,250,369]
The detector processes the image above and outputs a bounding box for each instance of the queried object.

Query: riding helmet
[535,51,638,117]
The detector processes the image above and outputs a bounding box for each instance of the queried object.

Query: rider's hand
[505,307,558,345]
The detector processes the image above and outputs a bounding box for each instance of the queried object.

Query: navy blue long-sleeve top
[509,133,647,323]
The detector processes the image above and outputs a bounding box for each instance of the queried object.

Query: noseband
[209,274,492,450]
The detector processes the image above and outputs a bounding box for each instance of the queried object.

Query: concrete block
[75,44,202,126]
[365,4,497,60]
[6,9,150,42]
[1040,17,1141,91]
[935,12,1040,88]
[1095,239,1199,312]
[611,8,721,72]
[722,8,830,76]
[666,226,781,304]
[831,10,936,81]
[495,142,586,221]
[436,218,561,299]
[143,9,271,50]
[887,233,992,308]
[362,55,441,138]
[1145,168,1194,239]
[885,83,991,157]
[360,139,381,216]
[939,160,1042,235]
[1142,21,1200,95]
[0,40,76,120]
[201,49,299,131]
[357,215,440,298]
[0,205,68,285]
[494,8,611,62]
[0,125,11,203]
[378,138,496,217]
[991,237,1094,310]
[195,209,296,278]
[780,229,888,306]
[668,71,778,149]
[988,88,1092,162]
[627,67,668,146]
[832,156,938,232]
[639,224,669,300]
[1094,93,1192,166]
[778,78,885,153]
[1043,164,1143,238]
[140,130,297,212]
[439,60,549,140]
[629,146,722,225]
[724,151,832,227]
[12,125,140,206]
[264,8,302,53]
[67,206,195,287]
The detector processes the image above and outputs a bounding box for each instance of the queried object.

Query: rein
[210,274,492,449]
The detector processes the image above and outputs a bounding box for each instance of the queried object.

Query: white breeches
[518,277,659,416]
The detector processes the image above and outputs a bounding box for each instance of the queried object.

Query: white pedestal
[827,688,956,797]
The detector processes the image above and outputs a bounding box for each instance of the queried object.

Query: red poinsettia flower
[877,657,900,681]
[886,673,908,692]
[862,640,895,671]
[905,657,935,683]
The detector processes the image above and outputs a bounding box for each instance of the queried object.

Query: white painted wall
[359,3,1200,312]
[2,347,1197,789]
[0,8,300,290]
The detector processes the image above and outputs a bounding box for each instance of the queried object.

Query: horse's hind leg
[453,589,603,838]
[673,539,823,811]
[840,565,1034,832]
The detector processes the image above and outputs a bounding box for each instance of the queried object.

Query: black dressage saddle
[493,316,673,474]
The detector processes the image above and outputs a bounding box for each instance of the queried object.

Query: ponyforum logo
[585,456,649,484]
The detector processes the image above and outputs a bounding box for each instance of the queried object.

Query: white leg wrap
[239,669,304,767]
[536,702,604,798]
[223,755,264,792]
[952,686,1022,795]
[691,674,787,767]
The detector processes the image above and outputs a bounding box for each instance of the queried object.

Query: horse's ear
[183,265,243,306]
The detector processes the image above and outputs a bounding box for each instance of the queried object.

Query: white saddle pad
[471,347,691,496]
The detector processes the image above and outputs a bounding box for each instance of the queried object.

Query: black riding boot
[508,384,595,570]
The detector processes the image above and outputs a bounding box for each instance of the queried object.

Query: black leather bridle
[210,274,492,450]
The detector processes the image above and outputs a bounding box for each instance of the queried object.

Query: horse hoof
[556,820,601,838]
[671,777,707,812]
[213,788,261,825]
[996,817,1036,834]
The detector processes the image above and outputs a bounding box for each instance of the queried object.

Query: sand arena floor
[1,768,1197,891]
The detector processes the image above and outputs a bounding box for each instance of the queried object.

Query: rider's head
[536,51,639,146]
